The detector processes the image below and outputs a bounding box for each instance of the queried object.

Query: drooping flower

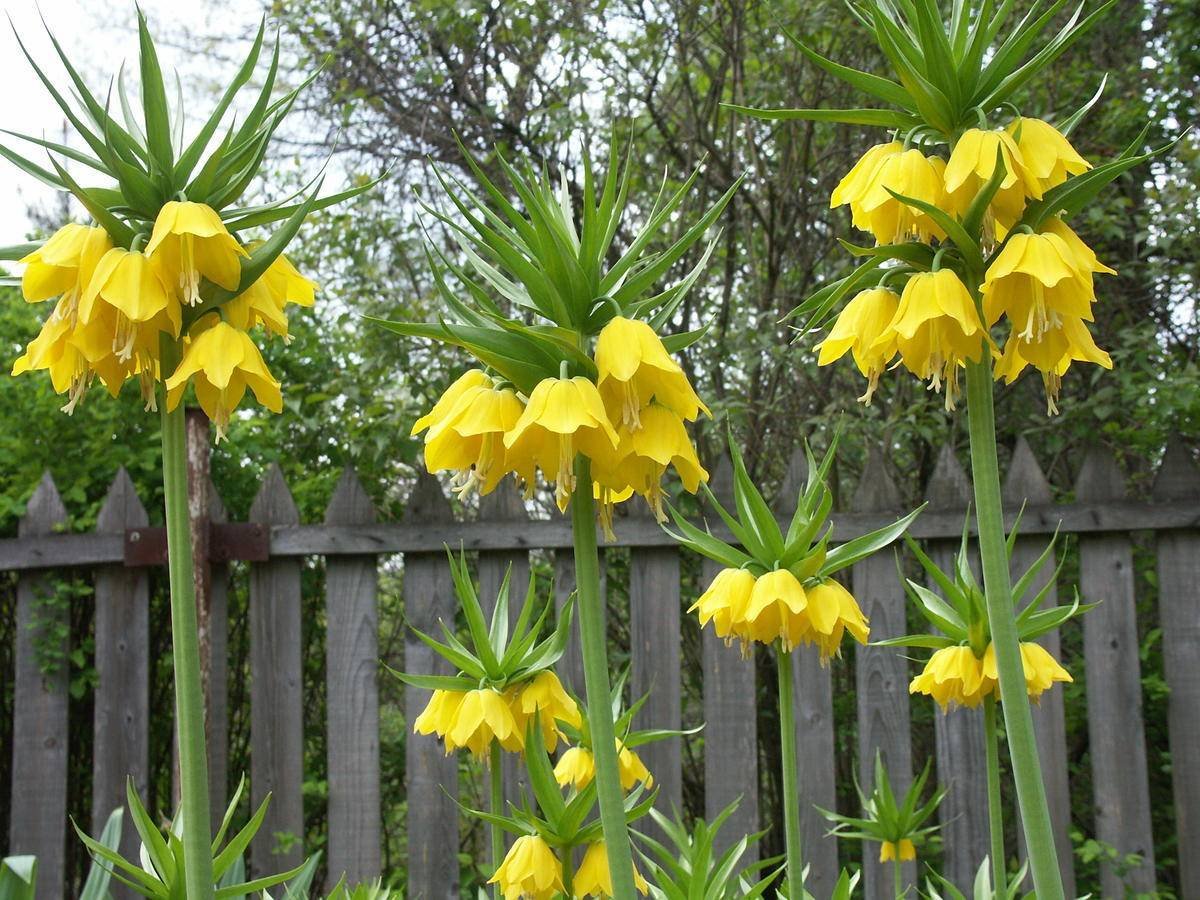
[146,200,247,306]
[797,580,871,662]
[879,838,916,863]
[981,229,1098,338]
[875,269,989,410]
[1041,218,1117,277]
[690,567,757,646]
[413,689,465,740]
[740,568,809,650]
[19,223,112,306]
[488,834,563,900]
[995,315,1112,414]
[831,141,903,221]
[853,148,949,245]
[79,247,179,361]
[594,316,708,429]
[412,369,493,436]
[944,128,1042,237]
[616,741,655,791]
[443,687,523,757]
[163,319,282,441]
[909,645,990,710]
[516,670,581,751]
[1006,117,1090,193]
[982,641,1072,702]
[223,250,320,340]
[503,375,621,511]
[574,841,650,897]
[553,740,654,792]
[816,287,900,403]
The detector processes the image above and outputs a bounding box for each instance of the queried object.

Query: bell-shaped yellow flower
[909,645,991,710]
[797,580,871,662]
[413,688,465,739]
[981,230,1098,338]
[146,200,247,305]
[504,375,621,512]
[164,319,282,441]
[741,568,808,650]
[690,567,757,646]
[19,223,112,305]
[412,369,493,435]
[515,670,581,751]
[421,377,533,498]
[594,316,709,428]
[616,740,654,791]
[876,270,989,410]
[223,250,320,340]
[879,838,916,863]
[574,841,650,897]
[488,834,563,900]
[553,745,596,790]
[816,287,900,403]
[854,149,948,245]
[995,315,1112,414]
[443,687,523,757]
[831,141,903,216]
[944,128,1042,237]
[1006,117,1090,193]
[1041,218,1117,277]
[982,641,1072,702]
[80,248,179,361]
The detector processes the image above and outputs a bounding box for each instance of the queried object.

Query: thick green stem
[776,647,805,900]
[964,359,1064,900]
[561,844,574,897]
[159,339,214,900]
[489,742,503,896]
[570,456,636,897]
[894,857,904,899]
[984,696,1007,895]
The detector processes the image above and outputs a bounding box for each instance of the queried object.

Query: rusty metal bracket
[124,522,270,567]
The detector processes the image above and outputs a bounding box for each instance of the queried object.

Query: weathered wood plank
[629,503,682,838]
[925,446,990,893]
[207,482,230,825]
[1003,439,1075,896]
[852,448,914,900]
[324,468,381,887]
[1076,446,1155,896]
[249,465,305,873]
[700,457,759,861]
[553,548,588,695]
[1152,438,1200,897]
[92,469,150,888]
[403,473,461,899]
[10,472,70,900]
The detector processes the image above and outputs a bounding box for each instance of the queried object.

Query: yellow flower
[146,200,247,305]
[504,376,621,512]
[617,741,654,791]
[421,376,533,498]
[981,230,1097,338]
[1006,118,1090,193]
[831,141,903,217]
[412,369,493,436]
[516,671,581,751]
[690,567,757,646]
[877,270,988,410]
[909,645,990,710]
[488,834,563,900]
[1041,218,1117,277]
[995,315,1111,414]
[413,689,464,739]
[879,838,916,863]
[594,316,708,428]
[797,580,870,662]
[223,251,319,340]
[444,687,523,758]
[19,223,112,305]
[79,248,179,361]
[853,148,949,245]
[816,287,900,403]
[740,568,808,650]
[594,403,708,522]
[944,128,1042,237]
[982,642,1072,702]
[553,745,596,790]
[574,841,650,897]
[164,319,282,441]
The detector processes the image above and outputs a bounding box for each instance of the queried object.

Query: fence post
[1075,445,1155,895]
[778,446,838,892]
[852,447,914,900]
[323,468,381,887]
[1002,438,1075,896]
[701,455,759,859]
[924,445,989,892]
[249,464,305,873]
[1152,438,1200,896]
[10,472,69,900]
[629,499,682,838]
[207,481,230,824]
[92,468,150,882]
[403,472,460,899]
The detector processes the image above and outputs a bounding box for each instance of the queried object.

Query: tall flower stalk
[737,2,1174,895]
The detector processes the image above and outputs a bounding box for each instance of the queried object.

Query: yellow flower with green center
[146,200,247,306]
[1006,117,1091,193]
[19,223,112,305]
[690,567,756,646]
[816,287,900,403]
[944,128,1042,237]
[876,269,988,410]
[594,316,708,429]
[164,319,282,441]
[830,141,903,223]
[80,247,179,362]
[516,670,581,751]
[909,645,990,710]
[854,148,948,245]
[981,230,1098,338]
[879,838,916,863]
[504,375,621,512]
[983,641,1072,702]
[574,841,650,897]
[488,834,563,900]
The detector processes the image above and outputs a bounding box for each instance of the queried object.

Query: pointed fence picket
[2,438,1199,898]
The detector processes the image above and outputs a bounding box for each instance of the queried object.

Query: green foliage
[821,754,946,853]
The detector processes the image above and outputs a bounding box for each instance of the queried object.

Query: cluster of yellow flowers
[818,119,1114,412]
[14,201,315,436]
[692,567,869,660]
[413,317,708,526]
[489,835,649,899]
[879,838,916,864]
[413,671,581,758]
[909,641,1072,710]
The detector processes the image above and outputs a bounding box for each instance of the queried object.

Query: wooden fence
[2,433,1198,900]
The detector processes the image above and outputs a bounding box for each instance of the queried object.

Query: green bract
[925,858,1033,900]
[820,754,945,850]
[370,136,739,393]
[667,436,923,581]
